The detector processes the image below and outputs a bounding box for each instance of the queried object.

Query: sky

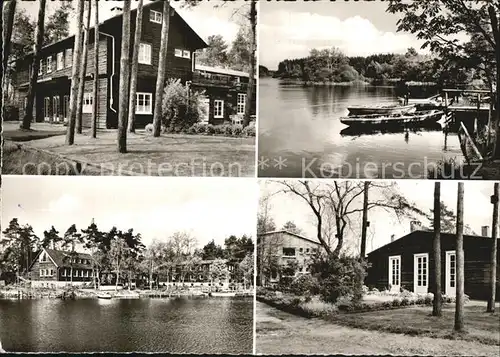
[259,1,427,69]
[1,176,258,250]
[261,180,496,255]
[18,0,244,46]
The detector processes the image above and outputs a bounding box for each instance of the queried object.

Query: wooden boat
[397,95,441,105]
[340,110,444,127]
[97,292,112,299]
[347,104,416,116]
[340,122,442,137]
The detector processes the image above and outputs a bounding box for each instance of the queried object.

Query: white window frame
[57,52,64,70]
[135,92,153,114]
[237,93,246,115]
[83,93,93,113]
[214,99,224,118]
[175,48,183,58]
[150,9,162,24]
[182,50,191,59]
[413,253,429,293]
[138,43,152,65]
[66,48,72,68]
[46,56,53,73]
[40,269,44,277]
[62,269,66,277]
[388,255,401,292]
[445,250,456,296]
[39,60,43,75]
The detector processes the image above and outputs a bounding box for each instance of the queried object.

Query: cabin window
[62,269,66,277]
[388,255,401,292]
[175,49,183,58]
[175,48,191,59]
[46,56,53,73]
[283,247,296,256]
[237,93,246,115]
[49,269,54,276]
[150,9,162,24]
[214,99,224,118]
[24,97,28,110]
[305,248,310,254]
[41,252,47,262]
[66,48,73,68]
[135,92,152,114]
[57,52,64,70]
[449,253,456,288]
[298,247,303,253]
[73,269,77,277]
[40,269,44,277]
[182,50,191,59]
[38,60,43,75]
[83,93,93,113]
[138,43,152,65]
[85,270,89,277]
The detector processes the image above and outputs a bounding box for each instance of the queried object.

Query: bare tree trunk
[432,182,442,317]
[487,182,499,312]
[76,1,91,134]
[243,0,256,127]
[128,0,143,133]
[117,0,132,153]
[91,0,99,138]
[454,182,465,332]
[152,0,171,137]
[66,0,85,145]
[2,0,16,108]
[20,0,46,130]
[488,6,500,158]
[360,181,369,258]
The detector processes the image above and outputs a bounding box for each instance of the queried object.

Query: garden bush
[145,123,167,134]
[231,124,244,136]
[392,298,401,307]
[241,122,256,137]
[205,124,215,135]
[310,253,368,304]
[300,296,338,317]
[288,274,320,296]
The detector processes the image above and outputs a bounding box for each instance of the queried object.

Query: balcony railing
[191,72,252,91]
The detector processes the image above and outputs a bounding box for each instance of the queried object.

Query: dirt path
[256,301,500,356]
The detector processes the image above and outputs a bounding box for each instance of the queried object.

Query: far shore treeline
[260,47,481,90]
[0,218,254,289]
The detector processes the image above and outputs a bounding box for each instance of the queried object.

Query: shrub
[370,287,379,294]
[242,122,256,137]
[288,274,320,296]
[310,254,368,304]
[424,293,434,305]
[161,78,207,132]
[145,123,167,134]
[3,105,19,121]
[205,124,215,135]
[362,285,369,295]
[231,124,244,136]
[382,301,392,309]
[299,297,338,317]
[392,298,401,307]
[416,296,426,305]
[400,297,409,306]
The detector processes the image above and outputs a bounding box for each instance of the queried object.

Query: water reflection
[258,78,464,178]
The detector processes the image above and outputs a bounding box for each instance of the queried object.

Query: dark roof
[29,248,94,270]
[367,230,499,256]
[258,230,322,246]
[16,0,208,62]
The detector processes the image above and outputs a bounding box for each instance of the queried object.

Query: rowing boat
[347,104,416,116]
[340,110,444,127]
[97,293,112,299]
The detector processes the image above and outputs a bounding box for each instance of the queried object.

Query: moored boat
[210,291,237,297]
[97,292,112,299]
[347,104,416,116]
[340,110,444,127]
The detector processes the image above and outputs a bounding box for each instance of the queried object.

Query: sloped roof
[29,248,94,270]
[15,0,208,62]
[258,230,322,246]
[367,230,499,257]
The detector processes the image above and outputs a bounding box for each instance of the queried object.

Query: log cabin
[365,227,500,300]
[27,247,94,288]
[12,0,208,129]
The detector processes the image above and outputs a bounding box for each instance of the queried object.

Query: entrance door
[445,251,456,296]
[63,95,69,123]
[44,97,51,122]
[414,253,428,293]
[388,255,401,292]
[53,96,60,122]
[201,98,210,124]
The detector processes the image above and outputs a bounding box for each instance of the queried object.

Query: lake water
[0,297,253,353]
[258,78,464,178]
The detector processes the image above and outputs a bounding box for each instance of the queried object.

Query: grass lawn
[256,301,500,356]
[2,122,255,176]
[327,303,499,345]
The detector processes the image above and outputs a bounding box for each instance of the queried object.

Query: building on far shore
[27,247,94,288]
[257,230,322,286]
[365,224,500,300]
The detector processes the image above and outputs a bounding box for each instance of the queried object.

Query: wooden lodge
[13,1,207,129]
[365,227,500,300]
[27,248,95,288]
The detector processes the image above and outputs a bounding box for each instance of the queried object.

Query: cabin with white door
[365,228,500,300]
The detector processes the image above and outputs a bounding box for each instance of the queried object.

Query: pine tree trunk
[454,182,465,332]
[432,182,442,317]
[66,0,85,145]
[91,0,99,138]
[152,0,171,137]
[360,181,369,258]
[489,5,500,158]
[20,0,46,130]
[128,0,143,133]
[487,182,499,312]
[2,0,16,109]
[117,0,132,153]
[243,0,256,127]
[76,2,91,134]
